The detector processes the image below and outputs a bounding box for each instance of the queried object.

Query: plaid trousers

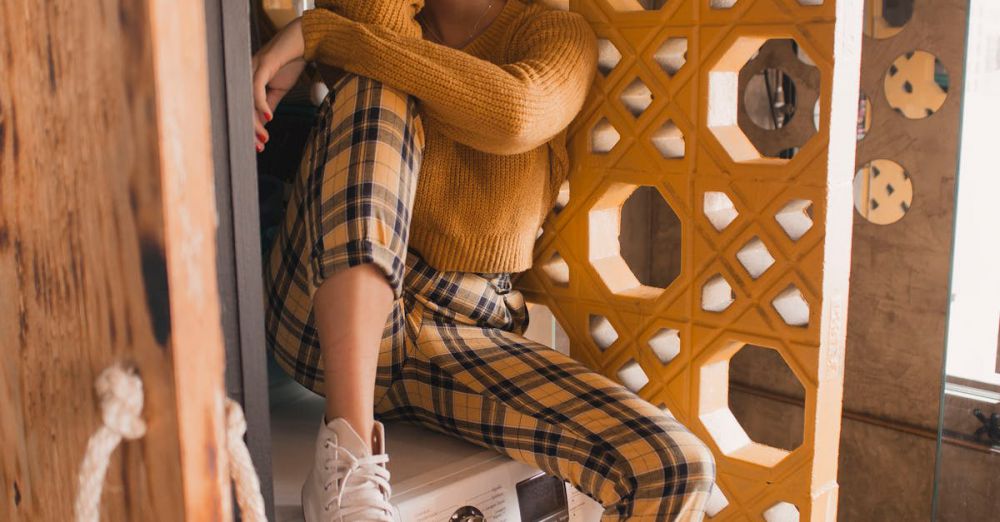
[264,75,715,521]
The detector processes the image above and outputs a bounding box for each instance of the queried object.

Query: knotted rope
[73,364,267,522]
[73,364,147,522]
[225,394,268,522]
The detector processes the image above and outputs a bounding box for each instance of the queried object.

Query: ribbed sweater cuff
[301,8,344,63]
[409,226,535,274]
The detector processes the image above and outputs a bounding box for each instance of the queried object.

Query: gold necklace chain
[419,1,495,48]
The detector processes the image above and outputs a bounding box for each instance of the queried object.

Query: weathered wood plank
[147,0,230,518]
[0,0,228,520]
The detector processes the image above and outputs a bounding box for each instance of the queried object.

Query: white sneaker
[302,418,394,522]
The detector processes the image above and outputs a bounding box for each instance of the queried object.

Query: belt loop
[488,273,512,295]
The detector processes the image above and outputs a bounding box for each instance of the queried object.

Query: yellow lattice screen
[518,0,861,519]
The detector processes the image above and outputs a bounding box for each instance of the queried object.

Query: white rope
[74,364,147,522]
[225,397,268,522]
[73,363,269,522]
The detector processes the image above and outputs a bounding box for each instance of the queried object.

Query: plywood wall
[845,0,966,434]
[840,0,967,518]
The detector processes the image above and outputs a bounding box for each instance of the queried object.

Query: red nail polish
[266,112,273,122]
[256,144,263,153]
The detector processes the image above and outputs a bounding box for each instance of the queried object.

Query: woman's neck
[424,0,495,22]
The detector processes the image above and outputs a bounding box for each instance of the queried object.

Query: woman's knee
[612,415,716,518]
[327,74,422,137]
[306,73,424,298]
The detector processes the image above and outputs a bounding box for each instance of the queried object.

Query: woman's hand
[252,17,307,152]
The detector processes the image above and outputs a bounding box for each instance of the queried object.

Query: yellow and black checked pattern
[266,74,716,520]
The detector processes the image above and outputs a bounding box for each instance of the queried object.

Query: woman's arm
[250,0,420,150]
[301,7,597,155]
[312,0,422,37]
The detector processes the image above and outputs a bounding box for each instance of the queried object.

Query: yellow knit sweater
[301,0,597,273]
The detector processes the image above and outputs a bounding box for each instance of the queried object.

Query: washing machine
[386,422,602,521]
[270,361,604,522]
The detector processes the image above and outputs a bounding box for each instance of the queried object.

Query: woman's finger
[253,111,271,143]
[254,112,269,144]
[266,88,286,116]
[255,109,269,130]
[252,61,273,120]
[258,116,269,136]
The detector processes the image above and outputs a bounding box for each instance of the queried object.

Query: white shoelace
[322,440,393,521]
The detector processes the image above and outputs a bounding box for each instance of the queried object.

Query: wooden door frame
[202,0,275,517]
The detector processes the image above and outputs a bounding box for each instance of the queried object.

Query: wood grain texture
[146,0,230,518]
[0,0,228,520]
[935,442,1000,521]
[0,1,185,519]
[837,416,936,521]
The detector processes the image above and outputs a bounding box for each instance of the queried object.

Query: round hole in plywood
[863,0,913,39]
[813,98,820,131]
[853,159,913,225]
[711,37,820,162]
[857,93,872,140]
[884,51,949,119]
